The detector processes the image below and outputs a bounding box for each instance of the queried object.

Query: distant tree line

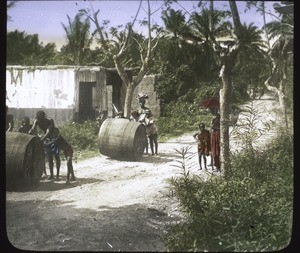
[7,2,292,105]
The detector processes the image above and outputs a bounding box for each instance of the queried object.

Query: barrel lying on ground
[98,118,147,161]
[6,132,45,190]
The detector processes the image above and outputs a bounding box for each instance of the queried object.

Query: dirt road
[6,93,280,251]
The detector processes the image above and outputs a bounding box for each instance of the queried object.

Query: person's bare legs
[55,154,61,179]
[66,155,75,183]
[203,155,207,170]
[48,155,54,179]
[198,154,202,170]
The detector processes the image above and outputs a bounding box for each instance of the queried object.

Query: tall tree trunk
[261,2,271,49]
[209,0,214,32]
[280,61,289,129]
[219,67,231,177]
[82,0,161,118]
[219,1,243,178]
[124,84,135,117]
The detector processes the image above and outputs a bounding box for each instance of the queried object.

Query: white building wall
[6,67,76,109]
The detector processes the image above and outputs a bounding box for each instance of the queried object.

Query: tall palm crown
[264,2,293,59]
[189,8,232,45]
[188,8,232,73]
[61,13,92,65]
[161,9,189,38]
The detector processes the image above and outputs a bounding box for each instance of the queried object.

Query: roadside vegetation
[164,127,293,251]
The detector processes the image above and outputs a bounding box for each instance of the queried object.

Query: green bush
[157,101,213,141]
[165,131,293,252]
[59,120,100,160]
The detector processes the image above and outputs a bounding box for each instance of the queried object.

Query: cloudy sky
[7,1,280,50]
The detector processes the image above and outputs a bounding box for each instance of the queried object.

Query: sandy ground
[5,93,280,252]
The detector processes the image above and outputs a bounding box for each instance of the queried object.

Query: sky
[7,1,281,50]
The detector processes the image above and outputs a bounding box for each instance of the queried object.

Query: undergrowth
[59,120,100,161]
[165,131,293,252]
[157,101,212,141]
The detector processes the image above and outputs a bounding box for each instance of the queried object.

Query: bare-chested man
[29,110,61,180]
[29,111,76,183]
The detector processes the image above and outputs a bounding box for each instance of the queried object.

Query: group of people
[130,92,158,156]
[193,113,221,171]
[6,106,76,184]
[7,89,223,187]
[7,93,221,177]
[112,92,159,156]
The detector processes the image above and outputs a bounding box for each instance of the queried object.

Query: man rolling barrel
[29,111,76,183]
[29,110,61,180]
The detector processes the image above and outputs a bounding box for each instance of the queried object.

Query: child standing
[193,123,211,170]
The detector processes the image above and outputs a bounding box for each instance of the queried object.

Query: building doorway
[78,82,96,122]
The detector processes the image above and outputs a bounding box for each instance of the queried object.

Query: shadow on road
[7,177,105,193]
[6,199,180,251]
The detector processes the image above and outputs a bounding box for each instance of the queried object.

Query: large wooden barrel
[98,118,147,161]
[6,132,45,190]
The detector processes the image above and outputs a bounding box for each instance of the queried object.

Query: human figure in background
[137,92,151,118]
[137,92,151,155]
[115,111,125,118]
[130,110,140,122]
[18,116,46,175]
[28,110,61,180]
[96,110,108,127]
[193,123,211,170]
[18,116,36,134]
[211,113,221,171]
[94,106,101,121]
[145,110,158,156]
[6,106,14,132]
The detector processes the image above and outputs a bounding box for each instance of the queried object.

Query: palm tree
[264,2,293,129]
[189,8,232,45]
[61,13,92,65]
[219,1,269,177]
[188,8,232,78]
[161,9,191,39]
[233,23,268,100]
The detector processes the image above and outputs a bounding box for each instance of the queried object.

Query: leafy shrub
[157,101,212,141]
[165,131,293,252]
[59,120,100,160]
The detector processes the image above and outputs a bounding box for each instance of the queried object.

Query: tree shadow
[140,155,172,163]
[7,177,105,192]
[105,155,172,164]
[6,199,181,251]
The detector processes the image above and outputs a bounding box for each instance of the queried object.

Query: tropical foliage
[165,130,293,251]
[7,30,58,65]
[61,13,92,65]
[7,1,280,104]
